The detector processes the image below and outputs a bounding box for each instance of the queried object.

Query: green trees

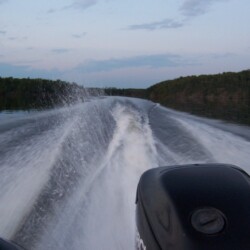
[0,78,86,110]
[104,70,250,125]
[148,70,250,125]
[1,70,249,125]
[104,87,147,99]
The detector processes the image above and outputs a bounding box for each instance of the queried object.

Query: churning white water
[0,97,249,249]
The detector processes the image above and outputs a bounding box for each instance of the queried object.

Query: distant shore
[1,70,249,125]
[106,70,250,126]
[0,77,103,110]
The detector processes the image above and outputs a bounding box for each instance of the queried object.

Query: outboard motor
[0,238,24,250]
[136,164,250,250]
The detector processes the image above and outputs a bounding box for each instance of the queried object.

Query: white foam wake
[174,117,250,174]
[81,103,157,250]
[0,116,78,238]
[35,102,158,250]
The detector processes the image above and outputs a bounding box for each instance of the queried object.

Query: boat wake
[0,97,249,249]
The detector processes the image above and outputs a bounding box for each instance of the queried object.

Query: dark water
[0,97,249,250]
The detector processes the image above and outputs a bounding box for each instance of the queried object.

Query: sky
[0,0,250,88]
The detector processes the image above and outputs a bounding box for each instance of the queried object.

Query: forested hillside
[0,78,87,110]
[105,88,147,99]
[148,70,250,125]
[106,70,250,125]
[1,70,249,125]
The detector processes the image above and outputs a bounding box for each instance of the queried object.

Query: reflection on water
[0,110,38,122]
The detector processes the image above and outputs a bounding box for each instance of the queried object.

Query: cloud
[127,0,229,32]
[8,37,18,41]
[65,0,98,10]
[47,8,56,14]
[208,52,235,59]
[128,19,184,31]
[7,36,27,41]
[51,48,70,54]
[0,62,60,79]
[75,54,184,73]
[180,0,228,17]
[72,32,87,38]
[0,30,6,35]
[0,0,8,4]
[49,0,99,13]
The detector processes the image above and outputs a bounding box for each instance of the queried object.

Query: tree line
[106,70,250,125]
[0,77,90,110]
[1,70,249,125]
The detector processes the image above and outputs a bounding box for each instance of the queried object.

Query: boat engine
[136,164,250,250]
[0,238,24,250]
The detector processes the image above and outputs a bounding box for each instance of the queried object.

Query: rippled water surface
[0,97,249,249]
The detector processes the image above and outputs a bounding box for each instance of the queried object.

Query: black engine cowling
[0,238,24,250]
[136,164,250,250]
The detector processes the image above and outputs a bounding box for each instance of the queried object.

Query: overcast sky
[0,0,250,88]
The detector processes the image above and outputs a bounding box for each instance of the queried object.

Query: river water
[0,97,249,249]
